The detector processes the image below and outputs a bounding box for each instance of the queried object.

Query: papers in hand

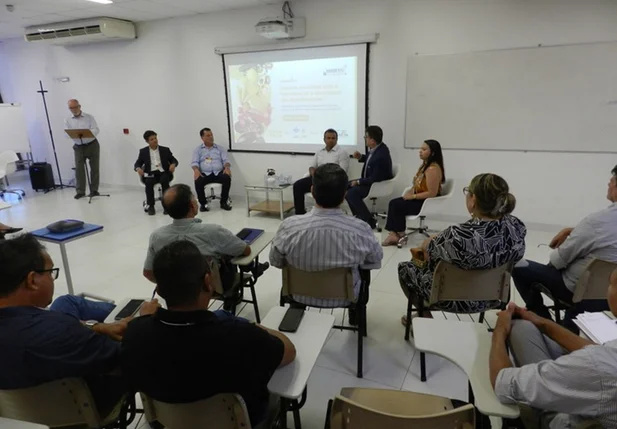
[575,312,617,344]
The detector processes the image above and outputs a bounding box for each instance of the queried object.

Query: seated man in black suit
[134,130,178,216]
[346,125,393,228]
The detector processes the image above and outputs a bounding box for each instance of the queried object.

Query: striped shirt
[64,112,99,145]
[269,207,382,307]
[191,143,230,176]
[495,339,617,428]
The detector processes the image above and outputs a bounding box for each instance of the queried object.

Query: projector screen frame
[219,40,374,155]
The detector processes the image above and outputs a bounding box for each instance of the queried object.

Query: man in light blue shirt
[64,99,100,199]
[191,128,232,212]
[513,165,617,328]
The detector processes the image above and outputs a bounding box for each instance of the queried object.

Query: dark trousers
[345,184,373,226]
[195,172,231,205]
[293,176,313,215]
[73,139,100,195]
[385,197,424,232]
[142,171,173,206]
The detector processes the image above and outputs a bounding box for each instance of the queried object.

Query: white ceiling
[0,0,284,38]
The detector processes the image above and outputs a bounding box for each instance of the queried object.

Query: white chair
[205,183,223,204]
[0,150,26,201]
[138,175,164,212]
[397,178,455,247]
[364,163,400,232]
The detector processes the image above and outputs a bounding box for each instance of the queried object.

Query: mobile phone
[236,228,251,240]
[278,307,305,333]
[114,299,144,320]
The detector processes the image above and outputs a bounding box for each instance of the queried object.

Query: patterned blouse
[398,214,527,313]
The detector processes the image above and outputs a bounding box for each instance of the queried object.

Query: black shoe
[74,193,85,200]
[163,209,168,215]
[149,421,165,429]
[348,309,358,326]
[0,227,22,235]
[200,204,209,212]
[90,191,100,197]
[148,206,156,216]
[220,201,232,211]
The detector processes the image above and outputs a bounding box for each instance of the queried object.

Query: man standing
[64,99,100,200]
[191,128,232,212]
[270,164,382,310]
[513,165,617,327]
[134,130,178,216]
[345,125,393,228]
[293,128,349,215]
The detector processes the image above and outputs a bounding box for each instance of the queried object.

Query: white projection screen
[222,43,368,154]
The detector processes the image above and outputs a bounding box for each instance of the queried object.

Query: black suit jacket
[358,143,393,186]
[134,146,178,174]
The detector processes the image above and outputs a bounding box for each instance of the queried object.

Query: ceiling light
[85,0,113,4]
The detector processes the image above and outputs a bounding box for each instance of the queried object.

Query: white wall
[1,0,616,227]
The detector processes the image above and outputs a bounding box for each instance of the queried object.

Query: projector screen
[222,43,368,154]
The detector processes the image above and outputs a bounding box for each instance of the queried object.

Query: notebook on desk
[236,228,264,244]
[574,312,617,344]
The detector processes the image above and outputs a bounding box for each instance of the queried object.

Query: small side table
[245,183,294,220]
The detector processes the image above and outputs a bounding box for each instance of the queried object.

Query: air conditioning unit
[24,18,136,45]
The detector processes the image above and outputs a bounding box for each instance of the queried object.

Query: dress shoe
[74,193,85,200]
[90,191,100,197]
[163,209,168,215]
[148,206,155,216]
[220,201,232,211]
[199,204,210,212]
[0,227,22,235]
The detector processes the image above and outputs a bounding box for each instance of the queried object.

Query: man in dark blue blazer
[346,125,393,228]
[134,130,178,215]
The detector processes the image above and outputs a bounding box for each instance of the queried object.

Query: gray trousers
[73,140,100,194]
[509,320,566,428]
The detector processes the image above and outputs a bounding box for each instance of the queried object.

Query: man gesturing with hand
[490,271,617,429]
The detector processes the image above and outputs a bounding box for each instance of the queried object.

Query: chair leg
[554,302,561,324]
[249,283,261,324]
[404,296,413,340]
[420,351,427,382]
[357,313,364,378]
[478,312,485,324]
[362,306,367,337]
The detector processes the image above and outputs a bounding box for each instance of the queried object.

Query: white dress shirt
[149,148,163,172]
[495,339,617,428]
[64,112,99,145]
[549,203,617,291]
[311,145,349,172]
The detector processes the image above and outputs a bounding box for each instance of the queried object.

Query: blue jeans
[212,309,249,323]
[50,295,116,322]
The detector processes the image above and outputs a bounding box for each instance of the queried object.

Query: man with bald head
[142,184,250,284]
[64,99,101,199]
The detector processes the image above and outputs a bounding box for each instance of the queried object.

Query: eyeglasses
[463,186,471,195]
[35,268,60,280]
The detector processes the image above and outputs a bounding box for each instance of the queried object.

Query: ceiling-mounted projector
[255,17,305,40]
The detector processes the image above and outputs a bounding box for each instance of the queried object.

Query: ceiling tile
[119,0,195,17]
[151,0,225,14]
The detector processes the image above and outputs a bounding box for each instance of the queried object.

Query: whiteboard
[405,42,617,152]
[0,104,31,153]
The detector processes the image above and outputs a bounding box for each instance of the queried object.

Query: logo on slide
[323,64,348,76]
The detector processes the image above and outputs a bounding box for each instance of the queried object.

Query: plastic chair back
[140,393,251,429]
[282,266,355,302]
[572,258,617,303]
[365,163,400,201]
[429,261,512,305]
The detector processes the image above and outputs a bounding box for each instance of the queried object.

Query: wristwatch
[85,320,99,329]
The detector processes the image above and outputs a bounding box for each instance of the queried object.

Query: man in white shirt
[513,165,617,327]
[292,129,349,215]
[134,130,178,216]
[490,268,617,428]
[64,99,100,200]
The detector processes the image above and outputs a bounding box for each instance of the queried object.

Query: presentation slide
[223,44,367,154]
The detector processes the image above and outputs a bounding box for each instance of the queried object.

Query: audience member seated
[382,139,445,246]
[122,240,296,428]
[490,269,617,428]
[50,294,116,323]
[134,130,178,216]
[398,173,526,325]
[0,234,157,411]
[346,125,393,228]
[293,128,349,215]
[513,165,617,326]
[143,184,250,284]
[270,163,383,311]
[191,127,232,212]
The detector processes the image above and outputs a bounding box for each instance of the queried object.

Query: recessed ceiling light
[86,0,114,4]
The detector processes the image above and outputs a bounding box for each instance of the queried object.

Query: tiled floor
[0,171,558,429]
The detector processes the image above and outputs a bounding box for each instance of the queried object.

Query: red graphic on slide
[235,63,273,145]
